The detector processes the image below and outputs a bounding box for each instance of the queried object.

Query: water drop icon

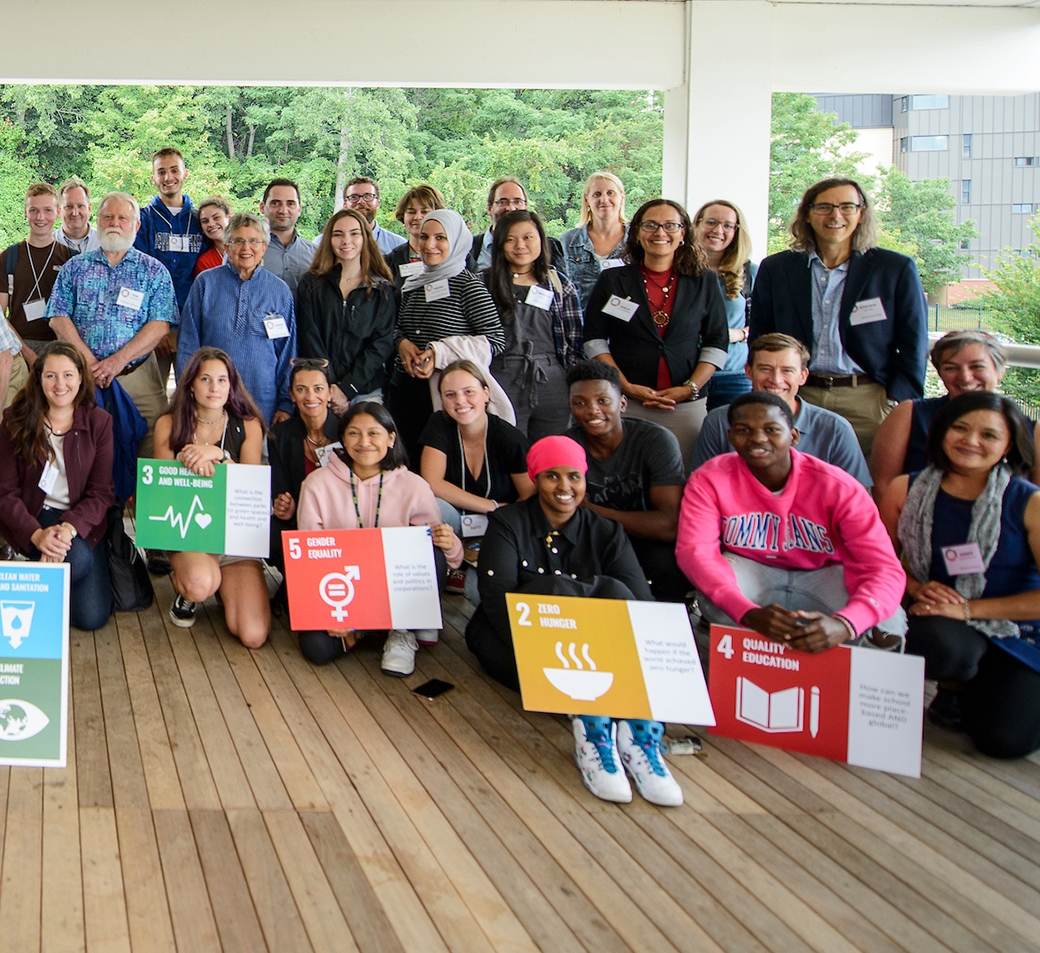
[10,618,21,630]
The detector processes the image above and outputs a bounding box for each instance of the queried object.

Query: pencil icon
[810,686,820,737]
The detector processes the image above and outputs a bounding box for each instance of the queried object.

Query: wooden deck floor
[2,574,1039,953]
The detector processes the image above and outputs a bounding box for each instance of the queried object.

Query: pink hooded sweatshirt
[676,449,904,633]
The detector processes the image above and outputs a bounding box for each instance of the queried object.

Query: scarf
[401,209,472,292]
[898,463,1019,639]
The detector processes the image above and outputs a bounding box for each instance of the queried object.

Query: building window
[1014,157,1037,167]
[912,95,950,110]
[962,134,972,159]
[900,137,908,153]
[901,96,909,113]
[911,136,949,152]
[961,181,971,204]
[1012,204,1035,213]
[960,240,971,250]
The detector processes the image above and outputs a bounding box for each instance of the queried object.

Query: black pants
[906,616,1040,758]
[466,576,636,691]
[630,537,691,603]
[386,371,433,472]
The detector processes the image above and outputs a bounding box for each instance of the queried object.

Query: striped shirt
[395,271,505,361]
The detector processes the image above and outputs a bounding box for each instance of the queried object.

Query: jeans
[705,372,752,413]
[32,507,112,631]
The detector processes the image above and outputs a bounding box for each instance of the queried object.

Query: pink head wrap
[526,435,588,484]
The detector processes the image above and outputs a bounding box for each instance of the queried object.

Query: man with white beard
[46,192,175,457]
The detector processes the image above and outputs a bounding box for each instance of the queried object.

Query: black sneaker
[147,550,172,575]
[169,594,198,628]
[927,687,964,732]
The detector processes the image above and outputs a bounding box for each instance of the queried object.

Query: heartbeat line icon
[148,495,212,538]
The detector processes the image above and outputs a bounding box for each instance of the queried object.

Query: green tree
[875,167,977,296]
[0,120,42,246]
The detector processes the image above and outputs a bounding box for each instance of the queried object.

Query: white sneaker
[415,629,439,647]
[617,720,684,807]
[381,629,418,677]
[572,716,632,803]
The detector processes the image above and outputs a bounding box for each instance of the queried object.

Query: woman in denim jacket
[559,172,629,310]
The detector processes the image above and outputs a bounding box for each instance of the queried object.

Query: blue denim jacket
[559,225,628,311]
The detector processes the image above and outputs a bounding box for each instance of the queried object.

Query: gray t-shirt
[691,397,872,487]
[568,417,685,512]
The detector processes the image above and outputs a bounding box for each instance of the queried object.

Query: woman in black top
[296,209,396,414]
[385,184,446,291]
[584,198,729,468]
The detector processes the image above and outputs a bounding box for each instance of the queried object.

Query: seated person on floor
[691,332,870,486]
[465,435,683,807]
[677,392,906,652]
[880,392,1040,759]
[565,360,688,602]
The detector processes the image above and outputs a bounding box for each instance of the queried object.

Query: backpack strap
[547,266,564,300]
[4,242,18,298]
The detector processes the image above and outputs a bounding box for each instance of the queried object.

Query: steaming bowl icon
[542,668,614,701]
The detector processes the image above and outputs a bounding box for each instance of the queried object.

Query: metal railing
[930,305,990,331]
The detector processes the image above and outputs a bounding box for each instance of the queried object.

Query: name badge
[398,261,424,278]
[117,287,144,311]
[525,285,554,310]
[314,442,343,468]
[601,258,626,271]
[22,298,46,322]
[424,279,451,303]
[461,513,490,537]
[849,297,888,326]
[168,235,190,253]
[602,295,639,322]
[38,460,60,495]
[942,542,987,576]
[264,315,290,339]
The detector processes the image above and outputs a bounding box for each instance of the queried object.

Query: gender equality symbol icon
[319,566,361,622]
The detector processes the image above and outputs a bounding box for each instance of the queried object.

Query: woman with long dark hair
[0,341,113,630]
[881,391,1040,758]
[583,199,729,469]
[153,347,269,647]
[296,208,396,415]
[482,210,583,440]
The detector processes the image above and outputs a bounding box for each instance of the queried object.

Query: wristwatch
[61,522,78,539]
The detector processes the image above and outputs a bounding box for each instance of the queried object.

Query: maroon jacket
[0,404,114,551]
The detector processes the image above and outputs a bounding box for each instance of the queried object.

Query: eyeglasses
[227,237,267,247]
[702,218,738,233]
[639,221,685,233]
[493,198,527,209]
[290,357,330,369]
[346,192,378,205]
[810,202,863,216]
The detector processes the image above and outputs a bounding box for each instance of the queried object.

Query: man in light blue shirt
[46,192,175,456]
[260,178,315,294]
[344,177,406,255]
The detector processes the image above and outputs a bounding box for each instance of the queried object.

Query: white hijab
[401,209,472,292]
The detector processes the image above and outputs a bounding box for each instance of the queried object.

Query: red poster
[282,529,392,631]
[708,625,851,761]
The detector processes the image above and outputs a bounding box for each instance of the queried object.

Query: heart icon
[194,513,213,529]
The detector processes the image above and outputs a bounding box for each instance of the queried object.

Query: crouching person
[466,435,683,806]
[677,392,906,652]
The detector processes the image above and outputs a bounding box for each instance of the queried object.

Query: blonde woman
[559,171,628,309]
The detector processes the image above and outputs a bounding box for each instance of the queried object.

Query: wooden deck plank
[227,808,315,952]
[190,626,294,810]
[115,613,184,810]
[923,744,1040,824]
[0,767,8,877]
[263,809,357,953]
[152,809,222,952]
[139,600,222,811]
[79,806,132,953]
[1,768,43,953]
[71,630,112,808]
[189,809,270,952]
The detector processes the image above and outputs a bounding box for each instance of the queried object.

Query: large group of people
[1,147,1038,812]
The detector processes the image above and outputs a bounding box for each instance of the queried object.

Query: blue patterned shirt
[808,252,863,375]
[44,247,176,359]
[176,262,297,425]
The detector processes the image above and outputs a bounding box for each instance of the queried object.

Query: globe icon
[0,703,28,737]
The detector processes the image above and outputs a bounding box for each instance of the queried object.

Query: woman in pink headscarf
[464,436,683,808]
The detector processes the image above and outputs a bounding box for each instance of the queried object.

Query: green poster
[134,459,271,557]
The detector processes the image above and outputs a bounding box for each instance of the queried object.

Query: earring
[678,239,685,246]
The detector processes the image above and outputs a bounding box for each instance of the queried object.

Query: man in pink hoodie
[677,392,906,652]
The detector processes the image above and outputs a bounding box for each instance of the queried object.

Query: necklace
[196,410,226,426]
[641,265,674,327]
[512,269,533,279]
[44,417,71,436]
[306,432,328,448]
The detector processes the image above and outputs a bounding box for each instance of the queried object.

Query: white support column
[663,1,775,261]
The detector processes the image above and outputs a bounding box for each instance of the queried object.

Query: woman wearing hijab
[464,435,683,807]
[386,209,506,465]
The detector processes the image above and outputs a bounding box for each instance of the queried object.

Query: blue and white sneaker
[572,716,632,803]
[617,720,683,807]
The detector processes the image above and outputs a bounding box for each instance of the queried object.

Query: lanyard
[457,423,491,501]
[26,242,56,302]
[350,471,383,528]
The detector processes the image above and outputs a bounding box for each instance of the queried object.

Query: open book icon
[735,677,805,733]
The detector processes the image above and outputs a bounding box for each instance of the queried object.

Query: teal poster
[0,562,70,767]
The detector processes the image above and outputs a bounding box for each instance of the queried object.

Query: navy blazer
[749,247,928,402]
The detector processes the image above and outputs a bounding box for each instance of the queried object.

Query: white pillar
[663,1,774,262]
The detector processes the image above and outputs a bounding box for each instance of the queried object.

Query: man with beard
[259,178,314,293]
[46,192,175,457]
[344,177,406,255]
